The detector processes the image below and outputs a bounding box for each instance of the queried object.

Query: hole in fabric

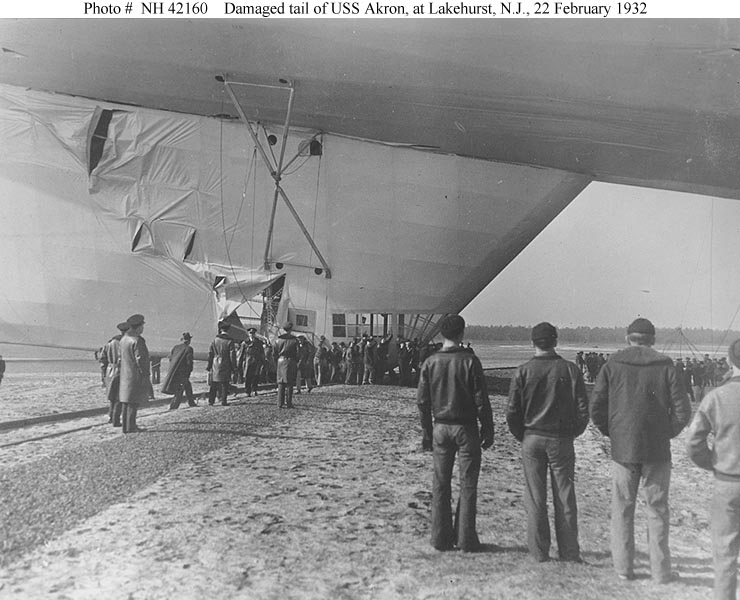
[89,109,114,174]
[184,231,196,261]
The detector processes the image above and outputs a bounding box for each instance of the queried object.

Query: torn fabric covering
[0,83,590,351]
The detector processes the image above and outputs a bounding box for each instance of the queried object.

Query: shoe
[655,572,679,584]
[130,427,147,433]
[221,402,228,406]
[208,402,214,406]
[559,555,585,564]
[617,573,635,581]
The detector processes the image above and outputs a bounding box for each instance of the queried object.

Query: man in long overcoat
[119,314,151,433]
[207,321,235,406]
[104,321,129,427]
[274,321,299,408]
[162,332,196,409]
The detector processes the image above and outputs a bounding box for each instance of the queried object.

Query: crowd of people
[418,314,740,600]
[575,350,608,383]
[94,313,740,599]
[97,318,456,420]
[575,348,732,402]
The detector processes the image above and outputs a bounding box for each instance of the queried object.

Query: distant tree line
[465,325,740,346]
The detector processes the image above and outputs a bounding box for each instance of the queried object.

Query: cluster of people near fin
[418,314,740,600]
[95,311,740,599]
[97,317,453,427]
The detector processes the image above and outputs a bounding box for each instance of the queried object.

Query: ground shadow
[151,424,334,442]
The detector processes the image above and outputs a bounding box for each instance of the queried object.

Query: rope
[228,148,255,253]
[218,101,254,305]
[251,149,257,270]
[710,198,714,351]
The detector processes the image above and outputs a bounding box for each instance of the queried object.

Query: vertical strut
[223,78,331,279]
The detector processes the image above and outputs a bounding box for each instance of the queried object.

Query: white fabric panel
[0,83,590,350]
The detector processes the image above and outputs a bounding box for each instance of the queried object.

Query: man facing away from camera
[506,322,589,563]
[687,339,740,600]
[104,321,130,427]
[417,315,494,552]
[207,321,235,407]
[119,313,152,434]
[162,332,196,410]
[591,317,691,583]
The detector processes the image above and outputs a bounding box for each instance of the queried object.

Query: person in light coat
[119,314,152,433]
[207,321,235,406]
[104,321,129,427]
[687,339,740,600]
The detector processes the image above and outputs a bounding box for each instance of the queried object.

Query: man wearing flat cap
[687,339,740,600]
[507,322,589,563]
[103,321,129,427]
[207,320,235,406]
[162,332,196,410]
[591,317,690,583]
[273,321,299,408]
[119,314,151,433]
[417,314,494,552]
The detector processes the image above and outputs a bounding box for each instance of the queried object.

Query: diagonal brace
[223,79,332,279]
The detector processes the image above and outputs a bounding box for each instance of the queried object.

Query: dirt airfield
[0,379,716,599]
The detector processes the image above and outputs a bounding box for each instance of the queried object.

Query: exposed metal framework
[222,78,332,279]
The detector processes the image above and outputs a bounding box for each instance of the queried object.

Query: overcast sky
[461,181,740,331]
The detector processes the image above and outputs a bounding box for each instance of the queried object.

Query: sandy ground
[0,375,718,600]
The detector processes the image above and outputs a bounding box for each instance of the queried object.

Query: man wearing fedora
[591,317,691,583]
[119,313,151,433]
[507,322,589,563]
[162,332,196,410]
[274,321,299,408]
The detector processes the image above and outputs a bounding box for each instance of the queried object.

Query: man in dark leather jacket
[507,322,588,563]
[417,315,494,552]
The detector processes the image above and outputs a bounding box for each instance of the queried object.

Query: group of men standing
[676,355,730,403]
[418,314,740,599]
[101,314,152,433]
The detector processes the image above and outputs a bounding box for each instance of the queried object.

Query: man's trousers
[611,460,672,581]
[521,432,580,561]
[431,422,481,552]
[170,380,196,409]
[208,381,229,405]
[711,478,740,600]
[121,403,138,433]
